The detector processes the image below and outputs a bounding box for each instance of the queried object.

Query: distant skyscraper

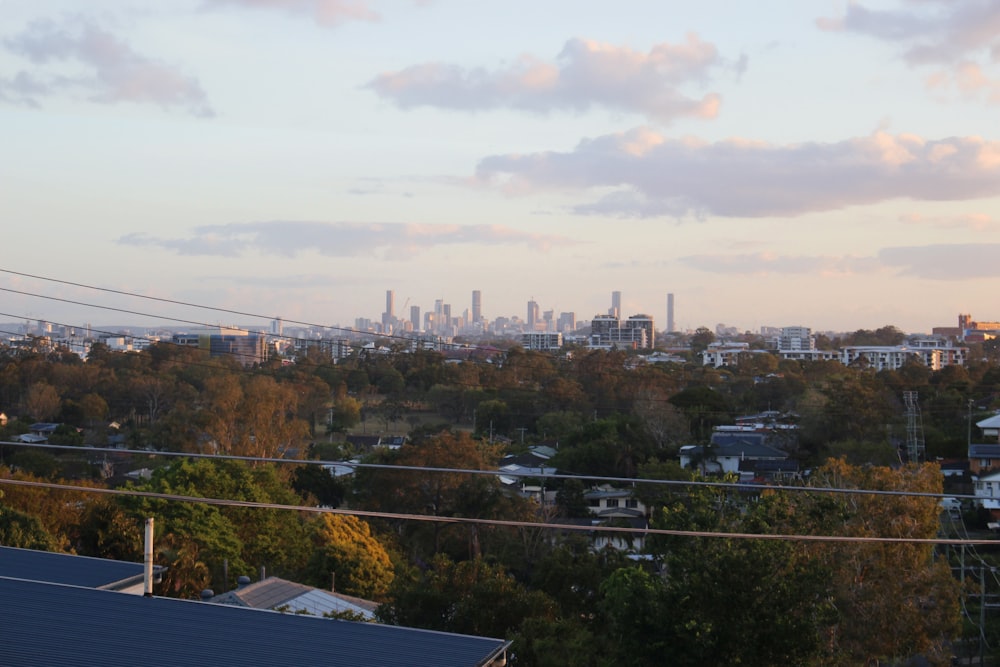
[472,290,482,323]
[271,316,283,336]
[611,291,622,318]
[410,305,420,331]
[527,300,540,330]
[383,290,395,330]
[667,293,675,333]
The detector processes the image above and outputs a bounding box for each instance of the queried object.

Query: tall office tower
[472,290,482,323]
[527,299,540,330]
[611,291,622,318]
[383,290,395,329]
[667,293,675,333]
[410,305,421,331]
[443,304,452,327]
[271,317,283,336]
[543,309,554,332]
[557,311,576,332]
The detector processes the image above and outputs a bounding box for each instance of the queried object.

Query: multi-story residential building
[624,314,655,349]
[778,326,814,351]
[840,341,967,371]
[521,331,563,351]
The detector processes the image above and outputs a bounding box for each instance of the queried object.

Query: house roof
[681,442,788,460]
[211,576,378,619]
[0,576,509,667]
[969,444,1000,459]
[0,546,162,591]
[977,414,1000,429]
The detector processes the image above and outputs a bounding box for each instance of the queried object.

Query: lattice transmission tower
[903,391,925,464]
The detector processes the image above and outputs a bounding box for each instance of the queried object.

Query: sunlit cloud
[879,243,1000,279]
[680,244,1000,281]
[204,0,379,27]
[2,19,213,116]
[368,35,740,124]
[118,220,575,259]
[818,1,1000,104]
[899,212,1000,232]
[476,128,1000,218]
[680,252,881,276]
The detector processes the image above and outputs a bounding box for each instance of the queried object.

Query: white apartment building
[521,331,563,351]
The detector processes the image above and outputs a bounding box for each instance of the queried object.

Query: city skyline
[3,2,1000,334]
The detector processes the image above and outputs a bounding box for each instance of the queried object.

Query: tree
[377,555,556,639]
[0,501,58,550]
[354,430,509,559]
[23,381,60,421]
[306,514,394,598]
[799,459,961,665]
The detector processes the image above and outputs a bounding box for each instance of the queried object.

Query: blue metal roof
[0,576,509,667]
[0,546,157,590]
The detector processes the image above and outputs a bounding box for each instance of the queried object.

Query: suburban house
[969,444,1000,475]
[973,469,1000,514]
[497,446,558,503]
[975,414,1000,441]
[583,485,648,552]
[679,441,791,480]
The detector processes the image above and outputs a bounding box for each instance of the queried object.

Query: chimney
[143,517,154,597]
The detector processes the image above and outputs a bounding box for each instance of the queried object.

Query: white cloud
[680,244,1000,281]
[679,252,881,276]
[475,128,1000,218]
[118,220,575,258]
[899,212,1000,232]
[204,0,379,27]
[368,34,736,124]
[3,19,213,116]
[879,243,1000,279]
[818,1,1000,104]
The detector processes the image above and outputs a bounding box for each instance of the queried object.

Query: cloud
[679,252,881,276]
[899,212,1000,232]
[204,0,379,27]
[118,220,575,258]
[878,243,1000,279]
[680,244,1000,281]
[818,1,1000,104]
[475,128,1000,218]
[3,19,213,116]
[368,34,736,124]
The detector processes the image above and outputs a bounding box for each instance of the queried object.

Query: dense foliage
[0,334,995,664]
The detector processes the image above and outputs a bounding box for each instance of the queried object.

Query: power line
[0,476,990,546]
[0,440,980,502]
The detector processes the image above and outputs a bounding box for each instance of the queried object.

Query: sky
[2,0,1000,335]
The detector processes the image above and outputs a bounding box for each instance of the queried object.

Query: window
[605,499,619,508]
[625,498,638,509]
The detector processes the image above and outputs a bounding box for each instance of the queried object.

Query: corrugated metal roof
[0,545,161,590]
[0,576,509,667]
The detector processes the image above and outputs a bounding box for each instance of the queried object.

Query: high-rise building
[472,290,482,324]
[610,291,622,318]
[527,300,540,330]
[383,290,395,330]
[271,317,283,336]
[410,305,421,331]
[625,314,655,349]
